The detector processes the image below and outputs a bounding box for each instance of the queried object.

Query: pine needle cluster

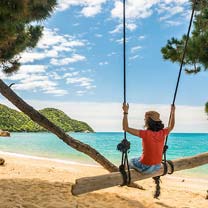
[0,0,57,73]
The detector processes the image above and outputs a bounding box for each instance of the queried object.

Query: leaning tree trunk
[72,152,208,195]
[0,79,118,172]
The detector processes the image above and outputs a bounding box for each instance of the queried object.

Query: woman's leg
[129,157,150,172]
[129,157,161,174]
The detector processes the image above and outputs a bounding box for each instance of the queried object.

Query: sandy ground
[0,153,207,208]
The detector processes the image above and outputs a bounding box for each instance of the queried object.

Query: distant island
[0,104,94,133]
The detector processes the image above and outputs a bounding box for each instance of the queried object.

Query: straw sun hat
[145,111,161,122]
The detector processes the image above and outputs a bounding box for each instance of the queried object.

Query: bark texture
[72,152,208,195]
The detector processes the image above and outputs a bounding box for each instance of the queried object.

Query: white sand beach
[0,153,207,208]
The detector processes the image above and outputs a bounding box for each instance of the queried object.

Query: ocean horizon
[0,132,207,177]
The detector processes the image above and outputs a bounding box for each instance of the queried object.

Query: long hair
[145,117,164,132]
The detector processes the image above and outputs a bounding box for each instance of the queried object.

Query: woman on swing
[122,103,175,174]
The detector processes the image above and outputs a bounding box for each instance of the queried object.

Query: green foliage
[0,104,94,132]
[39,108,94,132]
[161,0,208,74]
[0,0,57,73]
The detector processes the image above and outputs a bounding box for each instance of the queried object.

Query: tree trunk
[72,152,208,195]
[0,79,118,172]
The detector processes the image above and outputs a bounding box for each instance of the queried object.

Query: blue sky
[1,0,208,132]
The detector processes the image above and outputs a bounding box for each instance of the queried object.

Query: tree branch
[72,152,208,195]
[0,79,118,172]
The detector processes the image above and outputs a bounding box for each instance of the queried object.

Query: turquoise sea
[0,132,207,177]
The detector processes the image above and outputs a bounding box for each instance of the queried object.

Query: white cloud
[14,80,56,91]
[37,28,67,49]
[127,23,137,31]
[50,54,86,66]
[81,5,101,17]
[49,72,62,80]
[3,65,47,82]
[2,65,67,96]
[20,52,51,64]
[95,34,103,38]
[163,0,187,4]
[138,35,145,40]
[44,89,68,96]
[20,28,86,64]
[63,72,80,78]
[57,0,107,17]
[51,46,72,53]
[19,28,89,95]
[164,20,182,26]
[11,78,69,96]
[40,29,86,52]
[56,0,77,11]
[110,23,137,34]
[111,0,158,20]
[55,0,189,29]
[55,1,189,32]
[2,100,206,133]
[66,77,96,90]
[73,23,80,26]
[2,26,93,96]
[129,55,140,60]
[111,0,189,26]
[131,45,142,53]
[76,90,87,96]
[64,40,85,47]
[158,5,184,19]
[115,38,124,44]
[109,24,123,34]
[20,65,47,73]
[157,2,187,26]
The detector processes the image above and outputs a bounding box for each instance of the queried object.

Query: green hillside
[0,104,93,132]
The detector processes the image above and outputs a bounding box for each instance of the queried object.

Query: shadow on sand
[0,179,147,208]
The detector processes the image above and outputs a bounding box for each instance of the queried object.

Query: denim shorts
[129,157,161,174]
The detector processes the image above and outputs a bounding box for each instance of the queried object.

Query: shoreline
[0,150,207,179]
[0,150,100,168]
[0,152,207,208]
